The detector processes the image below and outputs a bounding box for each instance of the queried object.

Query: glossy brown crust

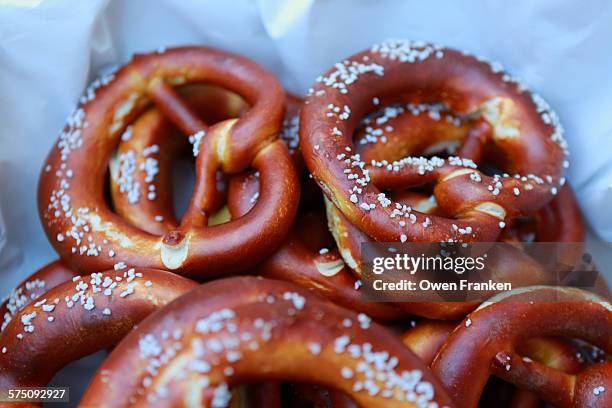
[300,41,566,243]
[431,286,612,408]
[109,84,246,234]
[534,184,583,242]
[0,268,196,401]
[320,95,583,319]
[499,184,583,245]
[401,321,457,365]
[110,85,247,235]
[509,337,585,408]
[401,320,586,408]
[227,172,404,321]
[0,260,77,334]
[354,103,473,163]
[38,47,299,277]
[82,277,456,408]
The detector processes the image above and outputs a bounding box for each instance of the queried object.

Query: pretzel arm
[148,78,208,135]
[0,269,196,397]
[1,260,77,334]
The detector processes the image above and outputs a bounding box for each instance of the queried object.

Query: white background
[1,0,611,401]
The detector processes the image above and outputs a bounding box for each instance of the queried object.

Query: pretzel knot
[300,40,568,243]
[431,286,612,408]
[38,47,300,277]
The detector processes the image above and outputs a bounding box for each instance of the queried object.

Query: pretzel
[82,276,456,407]
[300,40,567,243]
[38,47,300,277]
[1,260,76,333]
[0,268,196,398]
[401,320,587,407]
[431,286,612,408]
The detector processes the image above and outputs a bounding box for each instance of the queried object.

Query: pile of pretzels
[1,41,610,408]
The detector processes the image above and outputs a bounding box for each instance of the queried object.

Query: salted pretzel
[300,40,567,243]
[38,47,300,277]
[0,268,196,399]
[1,260,76,333]
[431,286,612,408]
[82,276,456,407]
[318,97,584,317]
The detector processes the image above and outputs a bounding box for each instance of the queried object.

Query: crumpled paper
[0,0,611,401]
